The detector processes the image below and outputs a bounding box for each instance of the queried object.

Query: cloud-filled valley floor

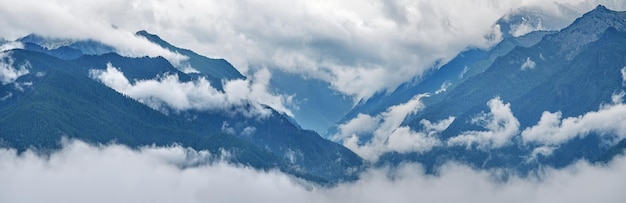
[0,140,625,203]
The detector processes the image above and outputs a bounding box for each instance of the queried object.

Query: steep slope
[1,40,364,183]
[0,50,286,169]
[379,5,626,171]
[411,5,626,134]
[0,49,286,170]
[135,30,244,88]
[329,30,553,137]
[0,50,194,145]
[72,53,192,82]
[131,31,364,181]
[182,109,363,181]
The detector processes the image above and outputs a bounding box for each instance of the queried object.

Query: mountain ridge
[0,36,363,183]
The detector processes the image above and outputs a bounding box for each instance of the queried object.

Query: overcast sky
[1,0,625,101]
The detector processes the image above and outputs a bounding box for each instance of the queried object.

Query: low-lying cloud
[0,52,29,85]
[521,57,537,70]
[448,97,521,149]
[1,139,626,203]
[510,18,546,37]
[335,94,454,161]
[0,41,23,52]
[338,89,626,160]
[522,91,626,146]
[90,63,294,118]
[0,1,187,65]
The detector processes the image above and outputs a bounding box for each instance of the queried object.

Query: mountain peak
[135,30,158,40]
[544,5,626,60]
[583,4,616,18]
[593,4,609,12]
[569,5,624,29]
[135,30,150,36]
[135,30,171,48]
[133,30,245,83]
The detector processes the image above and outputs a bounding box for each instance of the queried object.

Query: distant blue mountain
[269,70,353,134]
[18,34,115,59]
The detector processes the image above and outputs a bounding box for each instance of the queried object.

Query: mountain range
[0,31,362,184]
[337,5,626,172]
[1,5,626,184]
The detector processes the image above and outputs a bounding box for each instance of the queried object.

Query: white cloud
[334,113,380,141]
[521,57,536,70]
[385,117,455,154]
[2,139,626,203]
[336,94,453,161]
[0,53,29,85]
[0,92,12,101]
[511,18,545,37]
[435,81,452,94]
[458,66,470,79]
[0,1,187,65]
[241,126,257,136]
[448,97,520,149]
[5,0,624,101]
[0,41,23,52]
[527,146,556,162]
[90,63,294,118]
[221,122,236,135]
[521,92,626,146]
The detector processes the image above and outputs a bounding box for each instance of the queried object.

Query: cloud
[528,146,556,162]
[343,89,626,157]
[510,18,545,37]
[89,63,294,118]
[435,81,452,94]
[0,41,23,52]
[336,94,453,161]
[2,139,626,203]
[448,97,520,149]
[521,57,536,70]
[521,92,626,146]
[0,1,187,65]
[0,52,29,85]
[386,117,455,154]
[241,126,257,136]
[334,113,380,141]
[5,1,624,101]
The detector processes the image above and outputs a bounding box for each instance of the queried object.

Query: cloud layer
[339,90,626,161]
[335,94,453,160]
[90,63,294,118]
[1,139,626,203]
[2,0,624,101]
[448,97,521,149]
[0,52,29,85]
[522,92,626,146]
[521,57,537,70]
